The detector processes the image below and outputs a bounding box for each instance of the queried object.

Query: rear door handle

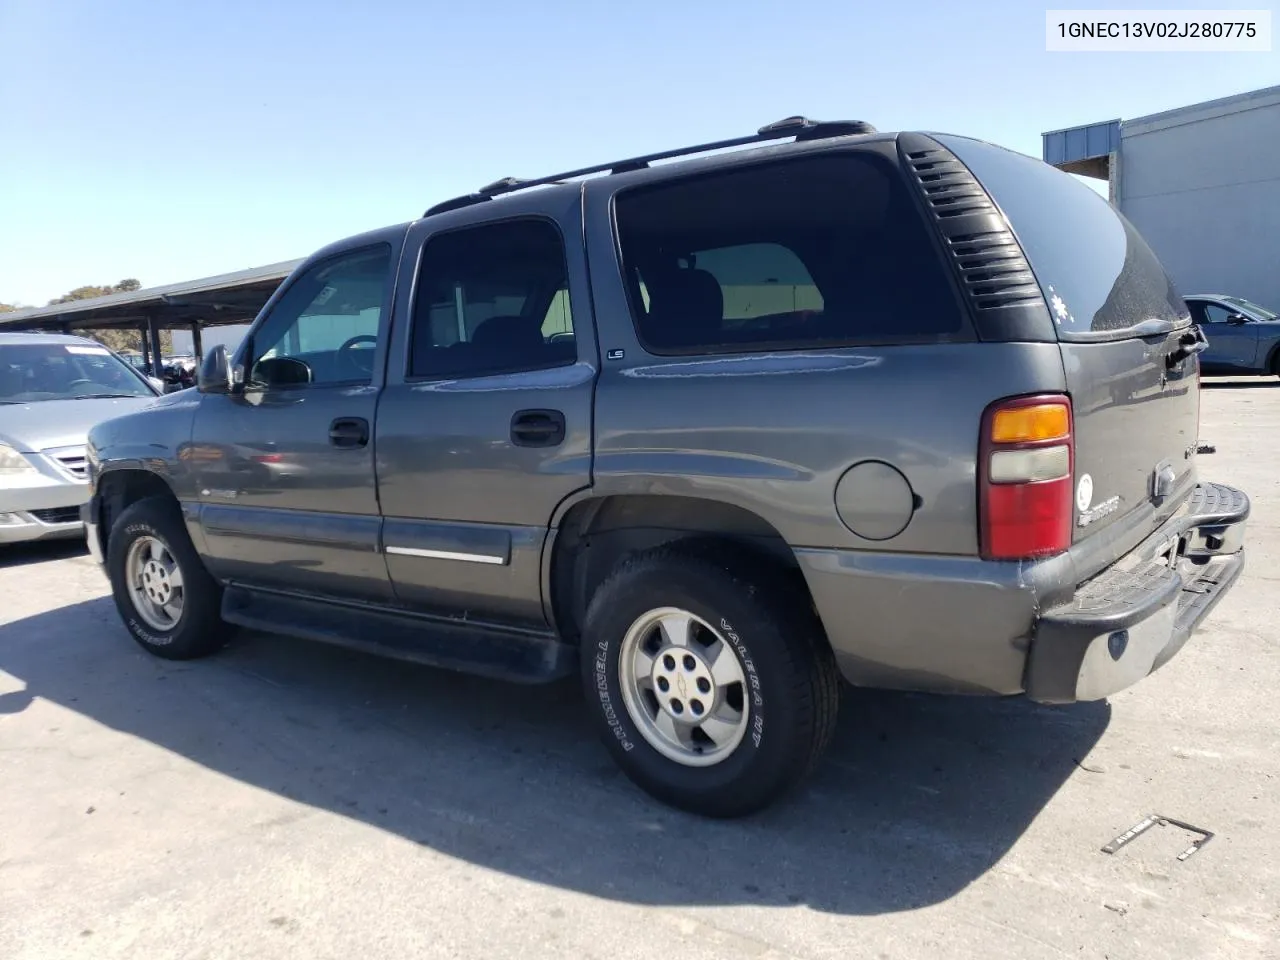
[511,409,566,447]
[329,417,369,448]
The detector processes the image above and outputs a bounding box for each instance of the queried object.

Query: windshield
[1224,296,1279,320]
[0,342,156,403]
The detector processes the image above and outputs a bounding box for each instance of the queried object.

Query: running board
[221,585,576,684]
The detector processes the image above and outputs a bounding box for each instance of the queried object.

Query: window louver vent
[906,148,1043,311]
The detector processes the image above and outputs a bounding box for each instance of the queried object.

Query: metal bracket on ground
[1101,814,1215,861]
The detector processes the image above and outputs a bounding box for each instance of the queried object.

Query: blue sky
[0,0,1275,307]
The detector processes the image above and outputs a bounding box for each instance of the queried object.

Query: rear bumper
[796,481,1249,701]
[1024,481,1249,703]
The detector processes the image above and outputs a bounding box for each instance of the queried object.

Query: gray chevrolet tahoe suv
[83,117,1249,817]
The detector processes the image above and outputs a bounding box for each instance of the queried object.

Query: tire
[580,542,840,817]
[106,496,229,660]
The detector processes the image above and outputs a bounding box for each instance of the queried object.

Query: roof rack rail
[422,115,876,217]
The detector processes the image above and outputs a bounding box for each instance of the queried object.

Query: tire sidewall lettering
[594,640,636,752]
[128,618,172,646]
[719,616,764,749]
[120,524,179,647]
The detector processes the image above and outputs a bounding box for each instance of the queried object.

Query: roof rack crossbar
[422,116,875,216]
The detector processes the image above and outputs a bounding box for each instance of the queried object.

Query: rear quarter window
[613,151,967,354]
[936,135,1190,340]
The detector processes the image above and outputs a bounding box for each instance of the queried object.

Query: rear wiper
[1130,318,1178,338]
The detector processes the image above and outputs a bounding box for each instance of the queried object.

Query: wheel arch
[1266,336,1280,375]
[95,464,184,556]
[543,492,816,644]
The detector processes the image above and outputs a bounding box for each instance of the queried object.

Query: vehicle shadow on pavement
[0,540,87,570]
[0,597,1109,916]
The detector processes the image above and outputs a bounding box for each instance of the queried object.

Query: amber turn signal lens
[991,403,1069,444]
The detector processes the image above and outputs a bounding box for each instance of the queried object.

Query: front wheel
[581,543,840,817]
[106,496,230,660]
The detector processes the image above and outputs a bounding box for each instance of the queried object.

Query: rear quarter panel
[580,149,1071,556]
[583,160,1066,553]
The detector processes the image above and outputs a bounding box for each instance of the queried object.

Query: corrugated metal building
[1043,85,1280,311]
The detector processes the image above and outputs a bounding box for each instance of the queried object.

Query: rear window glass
[937,135,1189,339]
[407,218,576,380]
[614,152,965,354]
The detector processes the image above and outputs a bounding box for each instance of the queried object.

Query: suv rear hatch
[938,135,1201,552]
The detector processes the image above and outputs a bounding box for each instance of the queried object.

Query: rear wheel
[107,496,230,660]
[580,542,840,817]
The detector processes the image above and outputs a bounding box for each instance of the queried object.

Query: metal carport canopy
[0,259,302,334]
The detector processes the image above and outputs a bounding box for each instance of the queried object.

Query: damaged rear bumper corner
[1024,481,1249,705]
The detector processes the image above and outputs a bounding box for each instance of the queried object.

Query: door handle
[329,417,369,448]
[511,409,566,447]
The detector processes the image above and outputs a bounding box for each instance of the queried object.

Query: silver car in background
[0,332,160,544]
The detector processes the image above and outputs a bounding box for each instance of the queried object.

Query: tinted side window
[695,243,824,326]
[250,244,392,387]
[409,219,575,379]
[938,135,1189,339]
[614,152,964,354]
[1201,303,1233,324]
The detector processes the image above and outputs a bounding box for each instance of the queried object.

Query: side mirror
[197,345,234,394]
[253,356,313,387]
[1227,313,1249,325]
[147,376,165,393]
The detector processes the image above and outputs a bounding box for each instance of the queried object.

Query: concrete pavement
[1,379,1277,959]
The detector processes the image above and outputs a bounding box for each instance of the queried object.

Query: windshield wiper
[74,393,149,399]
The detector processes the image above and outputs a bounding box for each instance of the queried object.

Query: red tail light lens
[980,394,1073,560]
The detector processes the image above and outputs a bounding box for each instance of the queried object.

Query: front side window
[1201,303,1235,325]
[0,341,154,403]
[614,152,964,354]
[408,219,576,379]
[249,244,392,387]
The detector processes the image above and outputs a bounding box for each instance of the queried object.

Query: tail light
[979,394,1074,560]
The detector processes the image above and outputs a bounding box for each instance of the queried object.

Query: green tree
[47,278,141,306]
[46,280,172,355]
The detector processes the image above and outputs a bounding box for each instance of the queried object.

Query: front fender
[87,391,201,501]
[86,392,204,558]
